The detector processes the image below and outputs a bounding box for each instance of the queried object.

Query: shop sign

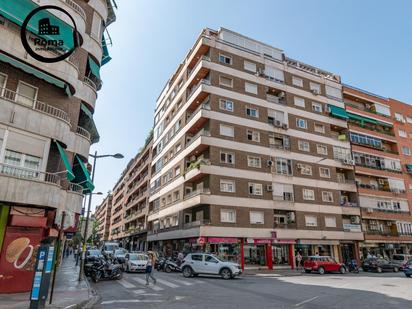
[208,237,238,244]
[197,237,206,245]
[343,224,361,232]
[273,239,296,244]
[246,238,254,244]
[254,239,272,245]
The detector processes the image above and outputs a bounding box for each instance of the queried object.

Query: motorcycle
[90,257,123,282]
[156,256,166,271]
[346,259,360,273]
[164,258,182,273]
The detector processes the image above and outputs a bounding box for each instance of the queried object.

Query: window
[191,254,203,261]
[310,82,321,94]
[314,123,325,134]
[220,151,235,164]
[276,158,292,175]
[296,118,307,129]
[325,85,342,100]
[246,107,259,118]
[312,102,323,113]
[220,124,234,137]
[220,209,236,223]
[399,129,407,138]
[305,215,318,227]
[205,255,219,263]
[3,150,41,178]
[294,97,305,108]
[247,130,260,142]
[292,76,303,87]
[244,61,256,73]
[245,82,258,95]
[303,189,315,200]
[298,140,310,152]
[175,166,181,177]
[325,216,337,228]
[319,167,331,178]
[407,116,412,124]
[250,211,264,224]
[322,191,334,202]
[0,73,7,95]
[317,144,328,155]
[264,66,284,83]
[349,132,382,148]
[219,54,232,65]
[219,76,233,88]
[16,81,37,106]
[395,113,405,122]
[299,164,312,175]
[248,183,263,196]
[402,146,411,156]
[220,179,235,193]
[219,99,234,112]
[175,143,182,153]
[247,156,261,168]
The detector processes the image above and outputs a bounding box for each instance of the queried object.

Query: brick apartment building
[95,193,113,242]
[0,0,116,292]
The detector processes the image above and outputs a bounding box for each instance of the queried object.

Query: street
[91,271,412,309]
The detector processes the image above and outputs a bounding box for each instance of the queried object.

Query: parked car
[114,248,128,264]
[181,253,242,279]
[403,260,412,278]
[304,256,346,275]
[124,253,148,272]
[391,254,412,270]
[362,258,399,273]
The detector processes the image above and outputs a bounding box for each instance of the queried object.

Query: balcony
[358,183,406,194]
[76,126,91,141]
[83,76,98,92]
[187,79,211,100]
[186,129,211,147]
[184,188,211,200]
[183,219,211,229]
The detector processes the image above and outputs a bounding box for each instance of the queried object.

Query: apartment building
[95,193,113,241]
[342,85,412,258]
[146,28,362,269]
[0,0,115,293]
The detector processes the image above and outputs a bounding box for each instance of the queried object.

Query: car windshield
[129,254,147,261]
[105,244,118,251]
[115,249,126,255]
[88,250,101,256]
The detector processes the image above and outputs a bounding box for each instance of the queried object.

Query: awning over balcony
[55,140,75,181]
[329,105,348,120]
[101,34,112,65]
[0,0,75,51]
[88,56,101,80]
[406,164,412,174]
[73,155,94,194]
[348,112,378,125]
[80,103,100,144]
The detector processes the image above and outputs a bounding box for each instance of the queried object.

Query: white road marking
[156,278,180,288]
[133,291,161,296]
[101,299,163,304]
[130,277,164,291]
[170,278,194,286]
[117,279,135,289]
[295,296,319,307]
[255,274,281,277]
[175,296,185,300]
[194,279,206,283]
[133,289,146,294]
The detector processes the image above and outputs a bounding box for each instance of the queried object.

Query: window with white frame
[276,158,292,175]
[325,85,342,100]
[399,129,407,138]
[175,166,181,177]
[305,215,318,227]
[314,123,325,134]
[299,163,312,175]
[246,107,259,118]
[219,99,234,112]
[325,216,337,228]
[395,113,405,122]
[298,140,310,152]
[220,124,234,137]
[3,149,41,178]
[303,189,315,200]
[319,167,331,178]
[310,82,321,94]
[312,102,323,113]
[294,97,305,108]
[250,211,264,224]
[248,183,263,196]
[245,82,258,95]
[317,144,328,155]
[16,81,37,106]
[220,179,236,192]
[407,116,412,124]
[247,156,261,168]
[402,146,411,155]
[247,130,260,142]
[220,209,236,223]
[296,118,307,129]
[219,76,233,88]
[244,61,256,73]
[219,54,232,65]
[264,66,284,83]
[322,191,334,202]
[220,151,235,164]
[292,76,303,87]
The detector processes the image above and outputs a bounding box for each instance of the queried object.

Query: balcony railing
[0,87,71,124]
[187,79,211,100]
[83,76,97,91]
[340,201,358,207]
[76,126,91,140]
[358,183,406,194]
[354,161,402,173]
[184,188,211,200]
[186,103,211,123]
[183,219,211,229]
[186,129,211,147]
[60,0,86,20]
[266,94,286,105]
[188,55,211,78]
[185,159,211,174]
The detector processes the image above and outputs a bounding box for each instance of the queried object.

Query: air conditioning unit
[282,124,288,129]
[350,216,360,224]
[367,208,373,213]
[286,212,296,222]
[266,184,273,192]
[274,120,282,127]
[311,89,319,95]
[278,91,285,98]
[267,160,274,167]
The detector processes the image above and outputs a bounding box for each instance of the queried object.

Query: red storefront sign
[254,239,272,245]
[0,226,43,293]
[208,237,238,244]
[273,239,296,244]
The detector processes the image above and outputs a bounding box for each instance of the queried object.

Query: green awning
[55,141,75,181]
[88,57,101,79]
[329,105,348,120]
[348,112,378,125]
[0,0,75,51]
[81,103,93,119]
[80,104,99,144]
[101,34,112,66]
[73,155,94,194]
[406,164,412,173]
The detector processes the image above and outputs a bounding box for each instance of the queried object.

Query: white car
[181,253,242,279]
[124,253,148,272]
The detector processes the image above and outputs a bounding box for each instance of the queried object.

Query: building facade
[95,193,112,242]
[0,0,115,293]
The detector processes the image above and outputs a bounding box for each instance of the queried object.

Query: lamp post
[78,151,123,281]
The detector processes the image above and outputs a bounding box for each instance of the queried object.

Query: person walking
[145,252,157,285]
[296,251,303,271]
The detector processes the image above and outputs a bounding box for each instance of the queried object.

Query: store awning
[55,141,75,181]
[101,34,112,66]
[73,155,94,194]
[80,104,100,144]
[406,164,412,174]
[88,56,101,80]
[0,0,75,51]
[329,105,348,120]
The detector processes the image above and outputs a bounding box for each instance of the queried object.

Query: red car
[304,256,346,274]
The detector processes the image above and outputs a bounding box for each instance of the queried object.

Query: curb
[57,278,100,309]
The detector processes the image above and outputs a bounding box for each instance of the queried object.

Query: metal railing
[60,0,86,20]
[76,126,91,140]
[83,76,97,91]
[187,79,211,99]
[183,188,211,200]
[183,219,211,229]
[0,163,60,185]
[188,55,211,78]
[0,87,71,124]
[186,129,211,147]
[186,103,211,123]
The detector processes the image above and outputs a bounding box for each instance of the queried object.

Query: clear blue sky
[90,0,412,211]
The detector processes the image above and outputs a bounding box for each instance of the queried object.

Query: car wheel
[220,268,232,280]
[165,265,172,273]
[318,267,325,275]
[406,274,411,278]
[305,270,311,273]
[182,266,193,278]
[393,267,399,273]
[339,266,346,274]
[376,267,382,273]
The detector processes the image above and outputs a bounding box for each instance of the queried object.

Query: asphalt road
[91,270,412,309]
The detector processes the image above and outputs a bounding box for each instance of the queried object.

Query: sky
[90,0,412,211]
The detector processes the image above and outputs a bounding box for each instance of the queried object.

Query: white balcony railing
[76,126,91,140]
[83,76,98,91]
[60,0,86,20]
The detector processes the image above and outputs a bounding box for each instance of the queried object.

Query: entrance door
[244,245,266,266]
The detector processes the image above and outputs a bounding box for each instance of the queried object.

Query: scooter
[90,257,123,282]
[156,256,166,271]
[164,258,182,273]
[346,259,359,273]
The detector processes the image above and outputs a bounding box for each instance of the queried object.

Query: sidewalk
[0,256,97,309]
[243,267,304,277]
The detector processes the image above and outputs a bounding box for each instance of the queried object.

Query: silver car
[124,253,148,272]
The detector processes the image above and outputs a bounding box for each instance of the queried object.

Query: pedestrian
[177,252,184,266]
[145,252,157,285]
[296,251,303,271]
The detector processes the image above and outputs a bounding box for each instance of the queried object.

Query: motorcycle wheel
[165,265,172,273]
[93,271,101,283]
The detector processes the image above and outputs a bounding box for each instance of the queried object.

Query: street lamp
[78,151,124,281]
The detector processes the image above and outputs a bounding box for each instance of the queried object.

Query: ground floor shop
[360,242,412,259]
[120,233,148,252]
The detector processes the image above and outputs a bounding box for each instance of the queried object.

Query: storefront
[206,237,240,263]
[295,240,340,262]
[360,242,412,259]
[272,240,295,268]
